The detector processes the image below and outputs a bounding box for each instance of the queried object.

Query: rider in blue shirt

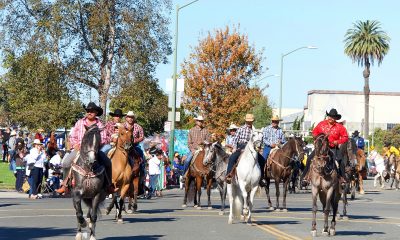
[352,130,365,150]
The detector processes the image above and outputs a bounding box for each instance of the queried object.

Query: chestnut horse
[389,153,400,190]
[264,136,305,211]
[310,134,340,237]
[105,126,132,223]
[126,147,144,213]
[182,144,213,209]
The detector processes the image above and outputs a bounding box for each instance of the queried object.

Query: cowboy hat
[33,139,43,145]
[125,111,135,117]
[271,115,282,122]
[85,102,103,116]
[353,130,360,136]
[109,109,125,117]
[10,130,17,136]
[194,115,205,121]
[244,114,255,122]
[227,123,238,130]
[37,128,44,132]
[326,108,341,120]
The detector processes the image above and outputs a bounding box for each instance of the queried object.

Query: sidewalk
[0,190,28,199]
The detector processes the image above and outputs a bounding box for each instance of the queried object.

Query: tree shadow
[103,235,164,240]
[336,230,384,236]
[0,226,75,239]
[346,215,384,220]
[107,217,176,224]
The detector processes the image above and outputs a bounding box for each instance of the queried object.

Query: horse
[71,124,106,240]
[126,147,145,213]
[388,153,400,190]
[355,148,367,194]
[182,143,213,209]
[105,126,132,223]
[310,133,340,237]
[368,150,390,189]
[227,130,263,224]
[204,142,229,215]
[264,136,305,211]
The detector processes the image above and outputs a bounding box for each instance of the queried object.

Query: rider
[182,115,210,182]
[225,114,266,186]
[224,123,238,154]
[123,111,145,174]
[103,109,125,153]
[301,108,349,186]
[262,115,286,165]
[56,102,116,194]
[351,130,365,150]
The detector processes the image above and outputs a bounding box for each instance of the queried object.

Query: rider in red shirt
[301,108,349,185]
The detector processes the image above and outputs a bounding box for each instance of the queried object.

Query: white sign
[168,91,183,108]
[166,78,185,92]
[164,121,171,132]
[168,111,181,122]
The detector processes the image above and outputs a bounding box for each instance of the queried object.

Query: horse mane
[314,133,329,156]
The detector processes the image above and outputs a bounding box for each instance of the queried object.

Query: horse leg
[322,188,333,236]
[217,182,224,213]
[341,183,348,219]
[310,185,319,236]
[274,177,280,210]
[227,183,234,224]
[265,177,273,210]
[105,193,115,215]
[240,182,249,220]
[282,178,289,211]
[221,181,227,215]
[88,195,101,240]
[196,176,202,209]
[73,193,86,240]
[182,176,190,208]
[247,186,258,224]
[133,178,139,212]
[206,177,213,209]
[330,189,339,236]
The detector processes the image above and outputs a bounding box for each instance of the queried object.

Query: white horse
[368,150,389,189]
[227,130,263,224]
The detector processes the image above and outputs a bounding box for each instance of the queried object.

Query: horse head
[293,136,306,162]
[251,130,263,151]
[116,125,132,151]
[80,124,101,166]
[313,134,330,174]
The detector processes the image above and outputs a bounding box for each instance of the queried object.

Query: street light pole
[169,0,199,162]
[279,46,317,118]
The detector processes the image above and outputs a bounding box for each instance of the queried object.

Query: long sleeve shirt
[312,120,348,148]
[231,124,253,149]
[69,117,107,149]
[104,121,117,144]
[262,125,286,147]
[124,122,144,145]
[188,126,210,153]
[28,147,47,168]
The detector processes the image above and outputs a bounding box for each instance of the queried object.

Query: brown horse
[264,136,305,211]
[105,126,132,223]
[389,153,400,189]
[182,145,214,209]
[310,134,340,237]
[126,147,144,213]
[355,148,366,194]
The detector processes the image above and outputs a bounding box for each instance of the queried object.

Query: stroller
[41,165,62,196]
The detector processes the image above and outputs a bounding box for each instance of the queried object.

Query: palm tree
[344,20,390,139]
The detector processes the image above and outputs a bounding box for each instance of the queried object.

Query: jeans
[28,175,33,196]
[101,144,112,155]
[15,169,25,191]
[31,167,43,195]
[149,174,159,196]
[262,146,272,161]
[226,144,247,174]
[183,151,193,174]
[2,146,8,162]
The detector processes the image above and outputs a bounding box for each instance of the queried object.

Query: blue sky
[156,0,400,109]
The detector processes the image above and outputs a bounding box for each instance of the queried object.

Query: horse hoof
[228,218,233,224]
[342,216,349,221]
[329,228,336,236]
[268,207,275,211]
[243,209,249,216]
[274,208,281,212]
[311,230,317,237]
[240,215,245,221]
[194,205,198,208]
[281,208,288,212]
[127,209,133,214]
[208,206,213,210]
[182,204,187,208]
[197,206,202,210]
[219,211,224,216]
[75,232,83,240]
[321,231,329,236]
[117,219,124,224]
[360,190,365,194]
[90,236,96,240]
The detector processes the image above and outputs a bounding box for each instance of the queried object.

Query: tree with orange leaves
[181,26,265,139]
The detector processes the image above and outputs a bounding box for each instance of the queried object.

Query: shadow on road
[336,230,384,236]
[256,220,300,225]
[0,203,19,208]
[0,226,74,239]
[103,235,164,240]
[346,214,384,220]
[138,208,176,214]
[119,217,176,223]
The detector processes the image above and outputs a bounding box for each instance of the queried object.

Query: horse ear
[84,125,89,131]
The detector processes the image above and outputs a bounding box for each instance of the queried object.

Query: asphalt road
[0,178,399,240]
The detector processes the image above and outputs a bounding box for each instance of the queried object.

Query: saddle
[266,147,279,171]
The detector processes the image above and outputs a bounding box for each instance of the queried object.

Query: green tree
[0,0,172,114]
[181,26,264,139]
[2,52,83,130]
[252,95,273,129]
[344,20,390,137]
[109,78,168,135]
[292,117,299,131]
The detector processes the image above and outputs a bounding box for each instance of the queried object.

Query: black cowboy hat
[353,130,360,136]
[109,109,125,117]
[326,108,341,120]
[85,102,103,116]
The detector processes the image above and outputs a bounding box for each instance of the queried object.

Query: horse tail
[187,179,196,204]
[231,184,243,218]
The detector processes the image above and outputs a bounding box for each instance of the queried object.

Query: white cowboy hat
[194,115,205,121]
[244,114,255,122]
[228,123,239,130]
[10,130,17,136]
[33,139,43,145]
[125,111,135,117]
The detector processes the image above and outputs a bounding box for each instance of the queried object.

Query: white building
[303,90,400,136]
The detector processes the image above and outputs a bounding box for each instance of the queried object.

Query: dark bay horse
[127,147,144,213]
[310,134,340,237]
[106,126,132,223]
[71,124,106,240]
[182,144,213,209]
[264,136,305,211]
[204,142,229,215]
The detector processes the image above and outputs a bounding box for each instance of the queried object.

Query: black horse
[71,124,107,240]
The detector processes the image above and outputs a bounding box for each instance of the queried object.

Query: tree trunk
[363,61,371,138]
